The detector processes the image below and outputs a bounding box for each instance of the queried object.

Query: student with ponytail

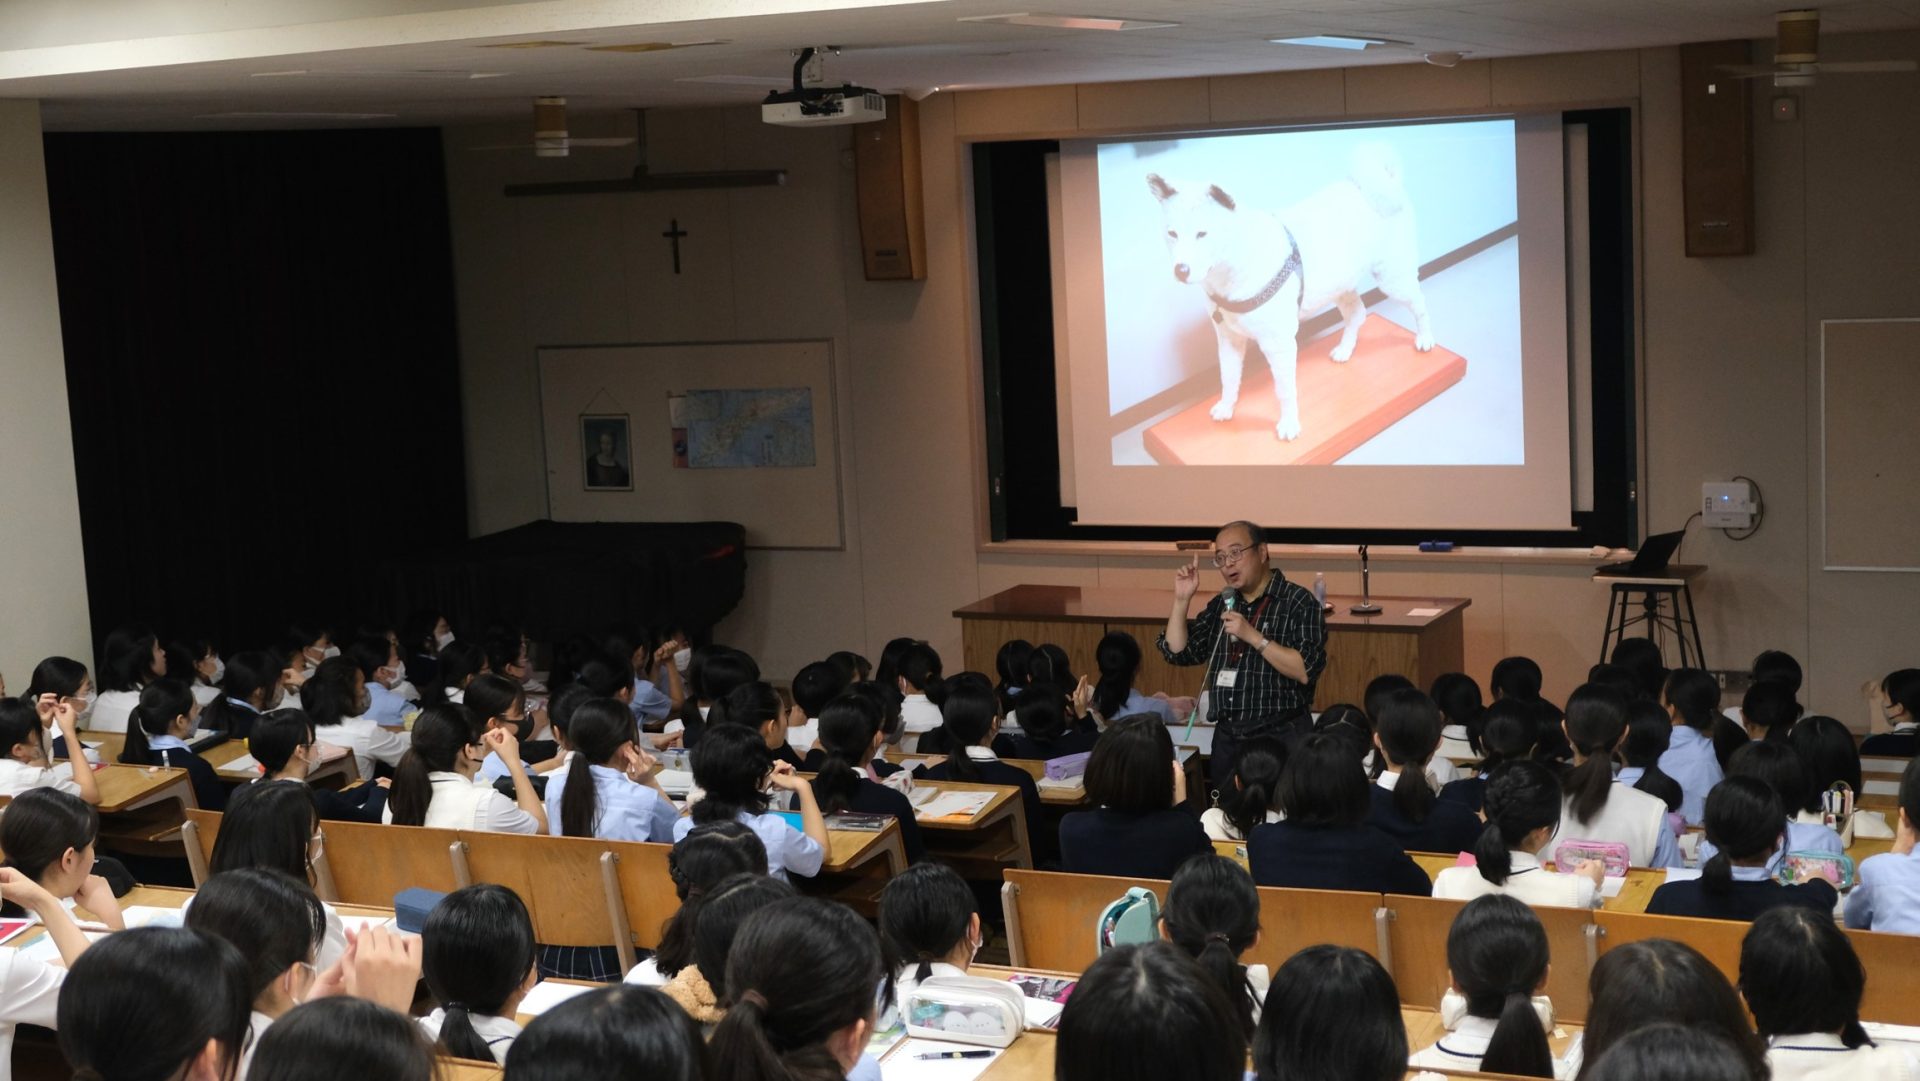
[1408,895,1557,1078]
[807,694,923,861]
[674,723,826,882]
[993,639,1033,715]
[1617,699,1685,819]
[1159,854,1266,1037]
[119,678,226,810]
[664,873,795,1028]
[1660,667,1727,824]
[1431,672,1486,763]
[630,821,768,988]
[708,681,805,770]
[1090,631,1175,726]
[1005,684,1098,760]
[1202,737,1286,841]
[1365,688,1479,855]
[543,698,676,843]
[420,884,538,1064]
[1435,760,1603,909]
[1697,741,1844,871]
[201,650,290,741]
[1648,777,1837,921]
[671,646,760,749]
[892,642,945,751]
[918,681,1042,836]
[1548,682,1681,868]
[1740,905,1913,1081]
[877,863,987,1019]
[1437,699,1539,814]
[708,897,881,1081]
[383,704,545,834]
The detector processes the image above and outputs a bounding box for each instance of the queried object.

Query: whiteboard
[1822,319,1920,571]
[537,340,842,549]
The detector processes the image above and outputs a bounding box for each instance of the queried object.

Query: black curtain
[43,128,468,652]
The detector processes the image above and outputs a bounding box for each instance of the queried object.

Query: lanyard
[1223,591,1276,665]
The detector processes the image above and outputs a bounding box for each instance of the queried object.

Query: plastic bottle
[1313,572,1327,607]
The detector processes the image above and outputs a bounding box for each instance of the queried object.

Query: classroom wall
[0,100,94,679]
[448,34,1920,723]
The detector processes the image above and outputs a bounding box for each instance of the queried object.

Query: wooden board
[1143,314,1467,465]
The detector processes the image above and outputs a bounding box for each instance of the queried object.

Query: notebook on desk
[1593,530,1684,577]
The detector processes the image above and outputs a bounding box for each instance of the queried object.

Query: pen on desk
[914,1050,995,1060]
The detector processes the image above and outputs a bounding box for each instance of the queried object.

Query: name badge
[1215,670,1239,689]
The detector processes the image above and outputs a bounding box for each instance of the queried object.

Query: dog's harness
[1206,226,1302,324]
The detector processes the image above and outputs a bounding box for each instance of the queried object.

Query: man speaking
[1158,520,1327,790]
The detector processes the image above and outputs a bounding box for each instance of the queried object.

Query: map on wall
[684,387,817,468]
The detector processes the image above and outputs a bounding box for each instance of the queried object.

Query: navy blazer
[1366,785,1481,855]
[312,780,387,823]
[126,745,228,811]
[1247,821,1432,896]
[811,774,926,862]
[1645,876,1837,922]
[1007,729,1100,761]
[1437,776,1486,814]
[1059,808,1211,881]
[1859,731,1918,758]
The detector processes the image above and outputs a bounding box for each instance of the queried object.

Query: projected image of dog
[1147,144,1434,441]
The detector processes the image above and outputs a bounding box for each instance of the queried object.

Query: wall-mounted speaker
[1679,40,1756,257]
[853,95,927,281]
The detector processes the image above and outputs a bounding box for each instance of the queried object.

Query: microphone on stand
[1349,543,1382,615]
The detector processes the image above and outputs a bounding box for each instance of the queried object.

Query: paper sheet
[217,753,262,775]
[912,791,994,822]
[1664,868,1702,884]
[1407,607,1444,617]
[880,1039,1002,1081]
[519,980,599,1017]
[1021,997,1065,1028]
[338,914,398,936]
[120,906,185,929]
[1600,877,1625,898]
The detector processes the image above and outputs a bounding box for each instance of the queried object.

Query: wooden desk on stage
[956,585,1469,711]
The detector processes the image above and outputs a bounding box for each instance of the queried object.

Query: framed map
[684,388,816,468]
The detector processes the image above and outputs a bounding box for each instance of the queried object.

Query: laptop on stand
[1594,530,1685,577]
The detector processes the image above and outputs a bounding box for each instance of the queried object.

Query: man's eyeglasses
[1211,545,1254,568]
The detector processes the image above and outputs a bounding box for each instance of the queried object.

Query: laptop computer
[1595,530,1685,577]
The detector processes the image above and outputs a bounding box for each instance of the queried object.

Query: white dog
[1148,144,1433,441]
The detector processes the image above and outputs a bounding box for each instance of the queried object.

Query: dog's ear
[1146,173,1176,201]
[1206,184,1236,211]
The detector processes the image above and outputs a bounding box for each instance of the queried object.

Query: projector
[761,87,886,127]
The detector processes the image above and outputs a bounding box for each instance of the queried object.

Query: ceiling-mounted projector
[762,46,887,127]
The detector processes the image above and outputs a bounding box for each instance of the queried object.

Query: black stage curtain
[43,129,467,651]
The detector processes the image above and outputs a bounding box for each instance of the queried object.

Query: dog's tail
[1349,142,1408,217]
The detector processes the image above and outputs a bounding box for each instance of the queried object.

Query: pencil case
[1045,753,1092,780]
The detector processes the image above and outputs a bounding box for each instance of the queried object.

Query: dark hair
[546,683,593,743]
[1490,656,1545,701]
[1091,632,1143,719]
[1622,699,1683,811]
[1583,1023,1760,1081]
[895,642,944,703]
[847,681,902,742]
[559,699,642,838]
[423,884,537,1060]
[1578,939,1766,1081]
[1751,650,1803,695]
[300,657,363,729]
[1061,941,1245,1081]
[24,655,88,700]
[1217,519,1268,548]
[1084,713,1175,812]
[1741,679,1800,739]
[1430,672,1484,743]
[1311,703,1373,764]
[1898,754,1920,838]
[1363,673,1416,725]
[504,984,707,1081]
[1586,663,1641,702]
[1370,687,1441,824]
[1221,739,1286,840]
[388,704,483,827]
[184,868,327,1002]
[655,821,768,978]
[1277,734,1369,827]
[1608,637,1667,701]
[1563,682,1629,823]
[1790,716,1862,814]
[993,639,1033,713]
[1477,700,1540,772]
[1026,643,1076,691]
[1740,904,1870,1047]
[934,681,999,782]
[210,779,319,880]
[878,863,977,1007]
[1012,683,1071,743]
[1663,667,1721,731]
[689,723,774,825]
[100,624,162,693]
[346,636,395,681]
[1162,854,1262,1039]
[1446,896,1552,1076]
[1473,760,1563,886]
[790,662,847,720]
[434,639,488,702]
[204,649,287,735]
[466,672,527,733]
[249,709,318,775]
[120,678,196,764]
[826,650,871,684]
[873,638,920,696]
[0,786,100,888]
[1885,669,1920,720]
[812,694,881,815]
[402,610,448,658]
[1726,739,1810,818]
[482,629,527,678]
[57,927,253,1081]
[1700,776,1784,896]
[708,896,881,1081]
[0,698,44,762]
[1253,945,1406,1081]
[250,998,437,1081]
[709,680,781,734]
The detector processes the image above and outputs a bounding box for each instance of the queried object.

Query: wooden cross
[661,218,688,274]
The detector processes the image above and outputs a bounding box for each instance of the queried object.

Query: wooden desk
[883,751,1090,806]
[204,740,360,789]
[916,781,1033,870]
[1408,852,1663,913]
[955,585,1469,711]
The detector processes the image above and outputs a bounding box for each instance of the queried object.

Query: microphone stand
[1349,543,1382,615]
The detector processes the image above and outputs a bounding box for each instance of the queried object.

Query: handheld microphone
[1220,586,1238,613]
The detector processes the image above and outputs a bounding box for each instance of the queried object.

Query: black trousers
[1207,712,1310,799]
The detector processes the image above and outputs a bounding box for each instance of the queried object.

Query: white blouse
[382,772,539,834]
[1767,1033,1920,1081]
[86,689,140,734]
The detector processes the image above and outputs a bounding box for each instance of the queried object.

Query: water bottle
[1313,572,1327,607]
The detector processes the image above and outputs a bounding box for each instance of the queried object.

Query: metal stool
[1595,566,1706,668]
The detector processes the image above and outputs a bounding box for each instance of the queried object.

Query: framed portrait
[580,414,633,491]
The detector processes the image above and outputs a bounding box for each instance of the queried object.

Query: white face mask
[435,630,455,651]
[322,645,341,660]
[389,661,408,686]
[209,657,226,685]
[77,691,96,719]
[673,647,692,674]
[1440,989,1554,1032]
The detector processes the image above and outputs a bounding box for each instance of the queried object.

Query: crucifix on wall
[661,218,688,274]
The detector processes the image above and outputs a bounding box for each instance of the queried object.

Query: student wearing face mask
[349,637,417,726]
[877,864,991,1026]
[0,695,101,804]
[120,679,226,811]
[182,868,328,1079]
[384,705,547,834]
[305,658,411,782]
[169,638,225,709]
[286,624,339,678]
[403,610,456,692]
[89,624,169,734]
[250,708,389,823]
[201,650,292,742]
[24,656,100,762]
